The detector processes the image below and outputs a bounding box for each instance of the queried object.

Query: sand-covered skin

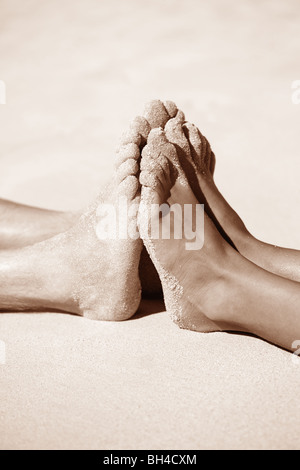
[27,122,145,321]
[138,128,223,332]
[182,121,216,175]
[164,113,216,179]
[47,101,180,320]
[135,100,181,296]
[1,0,300,451]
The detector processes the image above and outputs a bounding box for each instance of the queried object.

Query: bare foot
[0,127,142,320]
[138,128,248,332]
[57,100,180,319]
[164,112,249,251]
[0,101,179,319]
[138,131,300,352]
[133,100,180,296]
[163,112,300,284]
[33,121,145,320]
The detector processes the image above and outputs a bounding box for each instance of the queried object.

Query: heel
[171,297,222,333]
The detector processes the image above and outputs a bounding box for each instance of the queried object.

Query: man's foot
[0,123,144,319]
[138,128,244,332]
[37,120,145,320]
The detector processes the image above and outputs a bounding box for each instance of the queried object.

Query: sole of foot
[129,100,181,297]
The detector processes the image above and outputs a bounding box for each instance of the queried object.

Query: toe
[140,162,171,210]
[173,109,186,123]
[116,158,139,184]
[147,128,169,148]
[182,122,204,168]
[143,129,185,184]
[164,100,178,118]
[143,100,170,129]
[139,169,158,190]
[143,130,179,167]
[183,122,214,174]
[210,151,216,175]
[140,150,171,184]
[130,116,151,144]
[116,144,140,199]
[118,128,142,147]
[165,116,191,159]
[115,143,140,168]
[118,174,139,200]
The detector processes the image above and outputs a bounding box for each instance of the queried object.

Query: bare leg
[0,123,145,319]
[164,112,300,282]
[139,129,300,352]
[0,198,78,249]
[0,100,178,251]
[0,242,80,313]
[0,100,181,298]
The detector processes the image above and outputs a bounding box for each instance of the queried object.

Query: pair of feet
[8,99,300,351]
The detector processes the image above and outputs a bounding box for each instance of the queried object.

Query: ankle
[28,238,81,314]
[231,227,256,254]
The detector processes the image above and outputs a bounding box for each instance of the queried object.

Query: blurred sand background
[1,0,300,449]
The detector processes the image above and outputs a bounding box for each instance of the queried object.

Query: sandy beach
[1,0,300,449]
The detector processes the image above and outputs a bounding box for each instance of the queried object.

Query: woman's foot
[164,112,300,283]
[138,127,296,340]
[164,112,250,250]
[134,100,180,296]
[138,130,300,353]
[138,128,245,332]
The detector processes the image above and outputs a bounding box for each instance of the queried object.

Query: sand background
[1,0,300,449]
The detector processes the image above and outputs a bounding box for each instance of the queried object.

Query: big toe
[143,99,177,129]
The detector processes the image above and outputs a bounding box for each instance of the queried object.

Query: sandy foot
[138,128,240,332]
[164,112,249,248]
[63,100,180,319]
